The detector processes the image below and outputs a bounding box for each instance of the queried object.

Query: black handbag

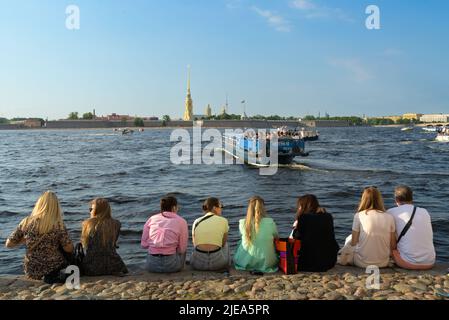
[73,243,85,271]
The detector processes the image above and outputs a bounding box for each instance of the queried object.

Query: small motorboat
[121,128,134,135]
[422,125,437,132]
[436,134,449,142]
[401,126,414,132]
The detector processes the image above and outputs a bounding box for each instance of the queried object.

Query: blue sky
[0,0,448,120]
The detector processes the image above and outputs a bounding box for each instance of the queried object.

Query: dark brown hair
[296,194,326,220]
[202,197,220,212]
[161,196,178,212]
[82,198,118,248]
[395,185,413,203]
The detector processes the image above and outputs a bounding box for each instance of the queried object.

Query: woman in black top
[81,198,128,276]
[292,195,339,272]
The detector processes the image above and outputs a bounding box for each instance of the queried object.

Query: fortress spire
[183,65,193,121]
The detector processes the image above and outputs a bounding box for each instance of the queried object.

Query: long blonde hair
[20,191,65,234]
[244,196,266,246]
[81,198,118,247]
[357,187,386,213]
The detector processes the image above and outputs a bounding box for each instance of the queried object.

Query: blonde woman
[233,196,279,273]
[5,191,73,282]
[81,198,128,276]
[346,187,396,268]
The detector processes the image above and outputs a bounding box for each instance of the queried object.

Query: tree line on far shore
[0,113,428,127]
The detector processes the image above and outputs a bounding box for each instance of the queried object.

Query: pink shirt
[141,212,188,255]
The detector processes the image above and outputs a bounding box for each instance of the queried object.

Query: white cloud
[329,58,372,82]
[252,6,291,32]
[291,0,353,22]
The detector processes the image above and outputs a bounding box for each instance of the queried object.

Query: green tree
[0,118,9,124]
[162,115,171,122]
[134,117,144,127]
[82,112,94,120]
[68,112,79,120]
[303,115,316,120]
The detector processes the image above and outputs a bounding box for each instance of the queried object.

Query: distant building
[420,114,449,123]
[183,66,193,121]
[205,104,212,118]
[380,115,402,122]
[221,105,227,115]
[24,119,42,128]
[402,113,423,121]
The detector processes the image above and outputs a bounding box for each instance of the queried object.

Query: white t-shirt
[387,204,436,265]
[352,210,395,268]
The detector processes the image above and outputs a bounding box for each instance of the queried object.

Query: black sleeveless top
[293,212,339,272]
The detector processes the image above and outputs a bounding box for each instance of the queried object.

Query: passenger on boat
[190,198,230,272]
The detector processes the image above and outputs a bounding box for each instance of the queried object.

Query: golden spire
[187,65,191,95]
[183,65,193,121]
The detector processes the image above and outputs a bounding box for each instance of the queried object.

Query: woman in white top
[350,187,396,268]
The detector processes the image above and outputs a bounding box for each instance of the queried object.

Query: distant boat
[120,128,134,135]
[422,125,437,132]
[401,126,414,132]
[436,134,449,142]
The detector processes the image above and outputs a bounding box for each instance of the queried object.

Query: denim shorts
[190,244,230,271]
[145,252,186,273]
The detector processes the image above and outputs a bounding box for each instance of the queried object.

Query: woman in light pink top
[350,187,396,268]
[141,196,188,273]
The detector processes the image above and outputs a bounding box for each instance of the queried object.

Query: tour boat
[223,132,308,166]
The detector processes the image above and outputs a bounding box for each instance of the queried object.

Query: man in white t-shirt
[387,185,436,269]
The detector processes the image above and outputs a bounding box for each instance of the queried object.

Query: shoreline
[1,264,448,300]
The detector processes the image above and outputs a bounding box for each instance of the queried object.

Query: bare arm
[222,233,228,248]
[351,231,360,246]
[390,232,397,251]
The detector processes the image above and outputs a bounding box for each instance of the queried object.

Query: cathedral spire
[187,65,191,95]
[183,65,193,121]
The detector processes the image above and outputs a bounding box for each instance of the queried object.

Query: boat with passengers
[223,127,309,166]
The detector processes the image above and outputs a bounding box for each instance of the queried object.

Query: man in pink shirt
[141,196,188,273]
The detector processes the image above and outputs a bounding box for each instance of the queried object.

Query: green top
[233,217,279,273]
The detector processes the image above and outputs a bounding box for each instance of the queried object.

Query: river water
[0,127,448,274]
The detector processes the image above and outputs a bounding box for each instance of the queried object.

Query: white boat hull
[436,135,449,142]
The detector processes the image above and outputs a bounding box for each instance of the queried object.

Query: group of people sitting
[5,185,436,284]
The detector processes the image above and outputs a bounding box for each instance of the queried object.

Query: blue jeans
[145,253,186,273]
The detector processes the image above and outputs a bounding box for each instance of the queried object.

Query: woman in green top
[233,196,279,273]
